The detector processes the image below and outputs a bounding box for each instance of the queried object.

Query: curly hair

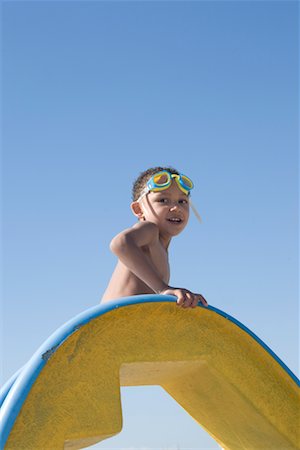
[132,166,180,201]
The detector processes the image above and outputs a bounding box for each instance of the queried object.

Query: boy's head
[131,166,192,236]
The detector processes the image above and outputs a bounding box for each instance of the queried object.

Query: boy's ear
[130,201,145,221]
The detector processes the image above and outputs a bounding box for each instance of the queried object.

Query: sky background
[1,1,299,449]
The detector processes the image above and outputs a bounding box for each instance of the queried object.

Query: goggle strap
[136,188,149,203]
[189,198,202,224]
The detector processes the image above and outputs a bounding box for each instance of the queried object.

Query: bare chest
[142,241,170,283]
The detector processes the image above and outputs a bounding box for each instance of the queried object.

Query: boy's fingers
[183,292,193,308]
[198,294,208,306]
[173,290,208,308]
[191,296,198,308]
[176,291,186,306]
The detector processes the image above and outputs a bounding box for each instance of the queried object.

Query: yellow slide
[1,295,299,449]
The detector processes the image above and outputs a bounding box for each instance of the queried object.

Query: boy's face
[133,180,190,237]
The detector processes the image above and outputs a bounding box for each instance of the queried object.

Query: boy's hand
[159,287,208,308]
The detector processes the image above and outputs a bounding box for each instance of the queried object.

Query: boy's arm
[110,222,169,294]
[110,221,208,308]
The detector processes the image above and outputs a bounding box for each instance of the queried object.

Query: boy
[101,166,208,309]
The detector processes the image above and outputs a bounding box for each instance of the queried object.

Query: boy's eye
[157,198,188,204]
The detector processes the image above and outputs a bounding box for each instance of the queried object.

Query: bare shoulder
[127,221,159,245]
[111,221,159,249]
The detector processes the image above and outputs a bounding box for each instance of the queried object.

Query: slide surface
[1,295,299,450]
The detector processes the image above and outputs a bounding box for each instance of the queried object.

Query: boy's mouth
[167,217,183,224]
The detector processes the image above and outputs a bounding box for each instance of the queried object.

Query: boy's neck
[159,234,171,250]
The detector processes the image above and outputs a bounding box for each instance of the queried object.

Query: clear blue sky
[2,1,298,449]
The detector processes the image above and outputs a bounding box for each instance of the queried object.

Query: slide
[1,295,299,450]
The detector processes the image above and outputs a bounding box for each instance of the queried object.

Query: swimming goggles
[137,170,202,223]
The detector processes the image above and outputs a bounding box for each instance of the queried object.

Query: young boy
[101,166,208,309]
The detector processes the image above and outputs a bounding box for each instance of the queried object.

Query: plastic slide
[1,295,299,449]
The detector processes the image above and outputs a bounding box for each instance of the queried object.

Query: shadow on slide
[1,295,299,450]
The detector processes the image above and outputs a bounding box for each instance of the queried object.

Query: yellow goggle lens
[153,172,170,186]
[181,175,193,189]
